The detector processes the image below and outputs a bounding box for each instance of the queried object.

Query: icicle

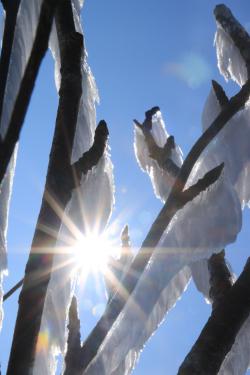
[0,146,17,330]
[0,0,43,139]
[34,3,114,374]
[215,25,247,87]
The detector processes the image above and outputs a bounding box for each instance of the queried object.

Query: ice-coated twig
[73,120,109,187]
[0,0,59,185]
[178,258,250,375]
[134,107,180,177]
[0,0,21,123]
[214,4,250,76]
[64,296,82,375]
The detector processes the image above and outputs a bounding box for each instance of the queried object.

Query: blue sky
[1,1,250,374]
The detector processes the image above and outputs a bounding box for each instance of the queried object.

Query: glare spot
[164,52,211,88]
[37,330,49,353]
[92,303,106,317]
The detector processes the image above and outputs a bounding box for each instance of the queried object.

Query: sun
[72,232,116,275]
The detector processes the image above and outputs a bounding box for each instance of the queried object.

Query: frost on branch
[200,83,250,208]
[0,148,17,330]
[33,2,114,374]
[0,0,43,139]
[84,165,241,374]
[215,26,247,86]
[134,109,182,202]
[214,4,250,87]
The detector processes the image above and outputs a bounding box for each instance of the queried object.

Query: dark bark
[6,1,83,373]
[178,258,250,375]
[0,0,59,185]
[77,80,250,372]
[212,80,229,107]
[208,250,233,309]
[206,81,233,310]
[3,278,24,302]
[64,296,82,375]
[0,0,21,123]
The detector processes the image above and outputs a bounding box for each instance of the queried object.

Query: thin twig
[3,278,24,302]
[64,296,82,375]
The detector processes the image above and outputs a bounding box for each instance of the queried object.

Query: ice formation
[33,1,114,374]
[215,25,247,87]
[0,148,17,330]
[134,111,183,202]
[0,0,43,139]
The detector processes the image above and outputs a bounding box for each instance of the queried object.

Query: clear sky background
[1,1,250,374]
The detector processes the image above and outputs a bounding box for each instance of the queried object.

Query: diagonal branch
[178,258,250,375]
[78,78,250,372]
[0,0,60,184]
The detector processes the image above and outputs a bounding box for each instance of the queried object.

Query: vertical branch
[0,0,21,121]
[7,1,83,373]
[64,296,82,375]
[208,250,233,308]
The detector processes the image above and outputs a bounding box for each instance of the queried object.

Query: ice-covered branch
[0,0,59,185]
[77,78,250,373]
[105,225,133,302]
[178,258,250,375]
[64,296,82,375]
[7,1,83,373]
[0,0,21,124]
[214,4,250,79]
[73,120,109,187]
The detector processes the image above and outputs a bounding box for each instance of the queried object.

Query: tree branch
[7,1,83,373]
[0,0,21,122]
[134,108,180,177]
[212,80,229,107]
[178,258,250,375]
[64,296,82,375]
[208,250,233,309]
[0,0,59,184]
[77,78,250,372]
[72,120,109,187]
[214,4,250,76]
